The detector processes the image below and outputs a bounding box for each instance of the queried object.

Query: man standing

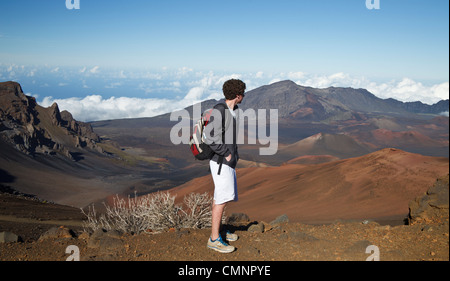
[206,79,245,253]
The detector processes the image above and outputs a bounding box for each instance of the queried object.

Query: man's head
[223,79,246,102]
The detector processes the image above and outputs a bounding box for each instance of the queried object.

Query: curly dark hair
[222,79,246,100]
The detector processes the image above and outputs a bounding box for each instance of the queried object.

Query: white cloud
[27,69,36,77]
[142,72,162,80]
[289,72,449,105]
[5,65,446,122]
[105,82,122,89]
[89,66,100,74]
[215,73,241,87]
[255,71,264,78]
[36,72,247,121]
[40,95,176,122]
[430,82,449,101]
[366,79,449,105]
[301,72,368,89]
[287,71,306,80]
[26,92,38,99]
[118,70,127,79]
[183,87,204,104]
[269,78,281,85]
[177,66,193,76]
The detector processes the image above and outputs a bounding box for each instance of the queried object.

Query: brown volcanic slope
[370,129,447,149]
[276,132,372,164]
[171,148,449,224]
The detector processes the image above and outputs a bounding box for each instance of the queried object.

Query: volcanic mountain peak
[307,132,324,141]
[0,81,102,159]
[241,80,448,120]
[241,80,350,120]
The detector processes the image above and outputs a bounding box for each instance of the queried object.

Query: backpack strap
[217,156,224,175]
[215,103,227,175]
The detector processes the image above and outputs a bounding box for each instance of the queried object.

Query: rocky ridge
[409,174,449,224]
[0,81,103,160]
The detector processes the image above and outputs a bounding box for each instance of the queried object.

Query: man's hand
[225,154,232,162]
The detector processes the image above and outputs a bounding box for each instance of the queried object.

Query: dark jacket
[205,99,239,169]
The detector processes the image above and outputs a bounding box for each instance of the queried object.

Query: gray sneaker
[207,235,235,253]
[225,231,238,242]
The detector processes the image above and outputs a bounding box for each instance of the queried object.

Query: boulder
[226,213,250,225]
[270,214,289,225]
[38,226,75,241]
[0,231,20,243]
[87,228,122,249]
[248,222,265,233]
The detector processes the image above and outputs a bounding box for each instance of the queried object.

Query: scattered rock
[226,213,250,225]
[270,214,289,225]
[261,221,273,232]
[87,228,123,251]
[0,231,20,243]
[38,226,75,242]
[248,222,265,233]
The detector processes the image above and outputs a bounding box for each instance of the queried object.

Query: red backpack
[189,103,226,173]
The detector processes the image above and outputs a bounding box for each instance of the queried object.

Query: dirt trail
[1,218,448,261]
[0,215,84,227]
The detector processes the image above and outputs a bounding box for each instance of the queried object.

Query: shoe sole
[207,244,235,253]
[226,236,238,242]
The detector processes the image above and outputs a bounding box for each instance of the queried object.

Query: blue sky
[0,0,449,121]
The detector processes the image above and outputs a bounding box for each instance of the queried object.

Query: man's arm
[205,104,231,158]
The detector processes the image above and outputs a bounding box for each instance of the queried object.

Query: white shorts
[209,160,238,205]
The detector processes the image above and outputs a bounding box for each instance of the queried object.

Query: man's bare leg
[207,200,235,253]
[211,201,226,240]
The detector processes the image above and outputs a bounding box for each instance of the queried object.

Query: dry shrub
[81,191,221,234]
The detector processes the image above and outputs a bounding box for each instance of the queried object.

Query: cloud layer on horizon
[1,64,448,122]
